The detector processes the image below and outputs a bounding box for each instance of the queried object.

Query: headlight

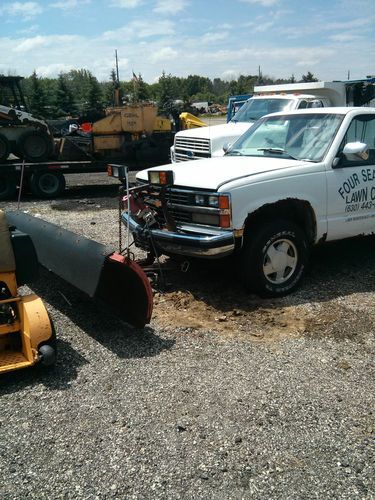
[208,195,219,207]
[195,194,205,205]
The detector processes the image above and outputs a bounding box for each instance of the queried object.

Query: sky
[0,0,374,83]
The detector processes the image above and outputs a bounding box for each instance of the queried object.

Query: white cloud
[110,0,143,7]
[13,34,80,53]
[51,0,91,11]
[154,0,188,15]
[18,24,39,34]
[221,70,238,81]
[0,2,43,19]
[150,46,178,63]
[254,21,274,32]
[36,62,75,77]
[102,19,175,40]
[329,33,361,42]
[240,0,279,6]
[201,32,228,44]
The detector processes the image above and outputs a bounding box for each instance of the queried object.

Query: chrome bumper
[122,212,235,258]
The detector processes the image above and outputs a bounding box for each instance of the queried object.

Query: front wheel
[240,220,310,297]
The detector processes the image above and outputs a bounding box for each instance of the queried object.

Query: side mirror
[343,141,369,160]
[333,141,369,168]
[223,142,232,153]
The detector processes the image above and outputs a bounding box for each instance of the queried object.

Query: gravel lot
[1,174,374,499]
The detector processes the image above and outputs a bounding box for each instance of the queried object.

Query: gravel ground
[0,174,374,499]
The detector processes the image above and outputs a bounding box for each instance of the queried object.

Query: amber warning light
[107,164,128,180]
[148,170,174,186]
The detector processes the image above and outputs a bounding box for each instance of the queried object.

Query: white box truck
[171,78,375,162]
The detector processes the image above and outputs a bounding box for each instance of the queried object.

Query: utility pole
[114,49,120,106]
[115,50,120,83]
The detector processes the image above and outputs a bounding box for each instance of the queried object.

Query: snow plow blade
[6,211,153,328]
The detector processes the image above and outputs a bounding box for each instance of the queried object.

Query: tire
[0,174,17,200]
[0,134,10,162]
[37,315,57,367]
[29,171,65,199]
[240,219,309,297]
[17,130,52,162]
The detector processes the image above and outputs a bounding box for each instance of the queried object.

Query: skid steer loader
[0,210,55,374]
[0,76,54,163]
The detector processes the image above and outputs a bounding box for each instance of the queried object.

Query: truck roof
[250,94,324,100]
[254,81,347,93]
[264,106,375,117]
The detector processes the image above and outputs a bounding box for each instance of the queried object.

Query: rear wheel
[29,171,65,198]
[17,130,52,162]
[0,174,17,200]
[0,134,10,162]
[240,219,309,297]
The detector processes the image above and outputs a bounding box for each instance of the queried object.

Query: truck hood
[177,121,253,141]
[137,156,307,190]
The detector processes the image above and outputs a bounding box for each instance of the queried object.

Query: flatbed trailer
[0,159,109,200]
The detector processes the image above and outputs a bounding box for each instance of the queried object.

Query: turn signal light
[148,170,174,186]
[220,214,231,228]
[219,195,230,210]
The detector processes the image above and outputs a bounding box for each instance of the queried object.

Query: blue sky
[0,0,374,83]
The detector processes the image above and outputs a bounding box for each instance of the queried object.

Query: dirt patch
[153,290,310,342]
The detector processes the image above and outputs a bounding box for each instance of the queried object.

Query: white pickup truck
[171,79,375,163]
[121,107,375,297]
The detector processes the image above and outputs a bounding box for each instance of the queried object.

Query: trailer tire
[0,174,17,200]
[240,219,309,297]
[17,130,52,162]
[29,171,65,198]
[0,134,10,162]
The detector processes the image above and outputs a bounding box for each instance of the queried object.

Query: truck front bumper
[122,212,236,258]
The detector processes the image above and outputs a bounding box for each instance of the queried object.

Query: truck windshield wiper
[227,149,243,156]
[257,148,299,160]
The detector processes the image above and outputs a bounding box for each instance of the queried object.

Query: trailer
[0,159,109,200]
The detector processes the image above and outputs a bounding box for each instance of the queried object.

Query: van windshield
[231,98,294,122]
[227,113,344,162]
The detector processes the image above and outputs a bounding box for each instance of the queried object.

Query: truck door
[326,113,375,239]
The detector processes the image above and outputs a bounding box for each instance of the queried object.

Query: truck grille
[174,136,210,162]
[144,187,194,225]
[142,187,221,227]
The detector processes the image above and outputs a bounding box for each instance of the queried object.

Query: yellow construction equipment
[179,112,207,129]
[0,210,55,374]
[92,103,172,155]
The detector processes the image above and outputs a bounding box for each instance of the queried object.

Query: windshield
[231,98,294,123]
[227,113,344,162]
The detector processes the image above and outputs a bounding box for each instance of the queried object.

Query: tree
[132,73,149,102]
[28,71,47,118]
[300,71,319,82]
[55,73,76,116]
[104,68,119,107]
[157,71,178,116]
[85,73,103,113]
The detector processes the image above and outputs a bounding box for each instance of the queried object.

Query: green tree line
[16,68,318,120]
